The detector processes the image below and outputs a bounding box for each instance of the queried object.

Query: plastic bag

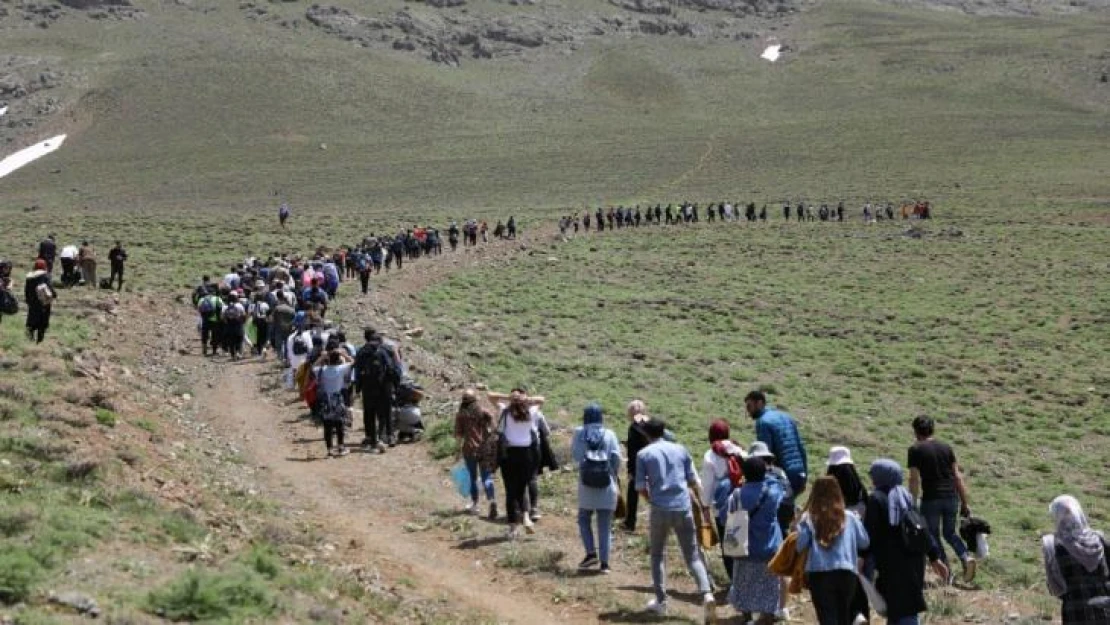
[976,533,989,560]
[450,461,471,499]
[721,496,750,557]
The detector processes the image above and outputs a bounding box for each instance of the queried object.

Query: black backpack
[900,507,931,554]
[579,431,612,489]
[291,333,310,356]
[0,288,18,315]
[357,344,395,389]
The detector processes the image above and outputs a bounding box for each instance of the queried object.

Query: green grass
[145,567,277,622]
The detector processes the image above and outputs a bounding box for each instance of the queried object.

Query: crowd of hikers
[556,200,933,234]
[452,389,1107,625]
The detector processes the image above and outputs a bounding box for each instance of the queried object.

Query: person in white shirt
[700,419,747,583]
[59,244,79,287]
[490,388,545,538]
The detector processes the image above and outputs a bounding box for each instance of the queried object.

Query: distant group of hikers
[453,389,1105,625]
[0,235,128,343]
[557,200,933,234]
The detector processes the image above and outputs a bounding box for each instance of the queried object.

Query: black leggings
[623,478,640,530]
[500,447,536,524]
[807,570,858,625]
[323,421,345,451]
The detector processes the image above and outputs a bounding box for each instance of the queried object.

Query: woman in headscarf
[728,457,784,624]
[622,399,650,533]
[571,402,622,573]
[700,419,746,580]
[796,477,870,625]
[866,459,949,625]
[24,258,54,343]
[1043,495,1110,624]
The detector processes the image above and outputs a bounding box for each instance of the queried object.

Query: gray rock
[48,591,101,618]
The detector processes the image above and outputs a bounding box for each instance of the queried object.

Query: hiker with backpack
[907,416,977,584]
[747,391,809,496]
[455,389,497,519]
[24,259,55,343]
[796,476,871,625]
[312,345,355,458]
[1042,495,1110,625]
[221,293,248,360]
[865,459,950,625]
[700,419,747,581]
[197,284,224,356]
[249,293,271,358]
[571,402,622,574]
[634,417,717,621]
[727,456,785,625]
[354,328,401,453]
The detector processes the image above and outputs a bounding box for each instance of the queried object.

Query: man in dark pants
[354,328,400,453]
[108,240,127,291]
[38,235,57,273]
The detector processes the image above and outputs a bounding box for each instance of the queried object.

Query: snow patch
[0,134,67,180]
[761,44,781,62]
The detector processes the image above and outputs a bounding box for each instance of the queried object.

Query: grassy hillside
[0,0,1108,620]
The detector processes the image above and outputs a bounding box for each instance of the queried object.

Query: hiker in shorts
[908,416,977,584]
[454,389,497,519]
[635,417,716,620]
[354,328,401,452]
[108,240,127,291]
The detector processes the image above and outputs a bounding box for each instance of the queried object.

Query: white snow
[761,45,781,62]
[0,134,67,180]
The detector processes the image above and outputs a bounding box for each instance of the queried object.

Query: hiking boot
[702,593,717,624]
[962,556,977,584]
[645,599,668,616]
[599,563,611,574]
[488,502,498,521]
[578,553,599,570]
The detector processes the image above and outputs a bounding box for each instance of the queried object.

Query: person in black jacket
[24,259,54,343]
[865,459,949,625]
[622,399,650,532]
[108,241,127,291]
[354,327,400,452]
[38,235,56,273]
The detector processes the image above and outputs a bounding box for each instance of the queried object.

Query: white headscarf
[1051,495,1105,573]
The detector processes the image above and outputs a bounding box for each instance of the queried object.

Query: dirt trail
[196,365,596,624]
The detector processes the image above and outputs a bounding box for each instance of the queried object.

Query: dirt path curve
[196,364,600,624]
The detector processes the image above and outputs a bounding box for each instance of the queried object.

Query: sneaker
[507,525,521,540]
[599,563,611,574]
[488,502,498,520]
[529,509,542,521]
[326,448,337,458]
[336,447,350,457]
[360,439,373,451]
[645,599,668,615]
[702,593,717,624]
[962,556,977,584]
[523,513,536,534]
[852,615,868,625]
[578,554,599,570]
[376,441,387,454]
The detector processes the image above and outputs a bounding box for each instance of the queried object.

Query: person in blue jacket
[746,390,808,496]
[728,457,785,624]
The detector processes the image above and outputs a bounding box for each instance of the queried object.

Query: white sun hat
[827,446,854,466]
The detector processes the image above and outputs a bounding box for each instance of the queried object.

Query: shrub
[94,408,117,427]
[145,568,276,622]
[0,548,44,604]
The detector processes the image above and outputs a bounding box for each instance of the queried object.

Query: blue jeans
[920,497,968,564]
[464,456,494,503]
[578,509,613,564]
[890,616,919,625]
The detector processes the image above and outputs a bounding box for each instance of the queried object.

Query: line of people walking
[451,388,1109,625]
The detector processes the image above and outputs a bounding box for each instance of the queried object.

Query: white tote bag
[721,494,750,558]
